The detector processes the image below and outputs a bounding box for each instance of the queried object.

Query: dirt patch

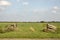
[0,38,60,40]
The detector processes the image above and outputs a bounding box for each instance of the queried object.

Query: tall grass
[0,22,59,38]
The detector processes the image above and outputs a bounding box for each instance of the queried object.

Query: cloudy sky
[0,0,60,22]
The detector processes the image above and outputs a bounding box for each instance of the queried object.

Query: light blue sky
[0,0,60,22]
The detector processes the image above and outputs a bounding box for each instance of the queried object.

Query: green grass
[0,22,60,38]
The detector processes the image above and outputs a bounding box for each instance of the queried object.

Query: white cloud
[17,0,20,2]
[33,9,38,13]
[32,8,48,14]
[52,6,60,13]
[23,2,29,6]
[53,6,59,10]
[16,0,29,6]
[52,10,57,13]
[0,1,11,6]
[0,6,8,12]
[0,1,11,12]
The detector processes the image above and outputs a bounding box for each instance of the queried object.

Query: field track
[0,38,60,40]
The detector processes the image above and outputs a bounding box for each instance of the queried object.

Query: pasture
[0,22,60,38]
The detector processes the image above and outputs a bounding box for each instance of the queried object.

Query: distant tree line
[40,21,60,23]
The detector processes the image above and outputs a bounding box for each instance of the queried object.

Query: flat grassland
[0,22,60,38]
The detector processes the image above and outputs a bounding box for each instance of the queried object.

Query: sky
[0,0,60,22]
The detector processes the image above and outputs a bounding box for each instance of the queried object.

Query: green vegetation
[0,22,60,38]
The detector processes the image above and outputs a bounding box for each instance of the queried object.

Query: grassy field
[0,22,60,38]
